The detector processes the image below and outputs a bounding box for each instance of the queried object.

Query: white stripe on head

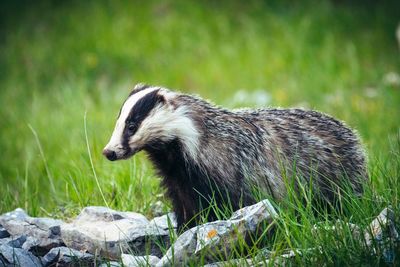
[104,86,159,151]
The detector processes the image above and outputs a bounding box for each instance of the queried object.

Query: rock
[0,208,64,256]
[157,199,277,266]
[254,247,272,261]
[42,246,95,267]
[148,213,177,232]
[312,220,362,241]
[0,208,63,238]
[364,207,399,264]
[0,227,10,239]
[24,235,67,256]
[365,207,399,246]
[61,206,171,259]
[99,261,122,267]
[0,244,41,266]
[156,229,197,267]
[150,201,166,217]
[3,235,27,248]
[122,254,160,267]
[194,199,277,254]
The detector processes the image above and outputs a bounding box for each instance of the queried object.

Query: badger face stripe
[104,86,163,157]
[121,89,165,148]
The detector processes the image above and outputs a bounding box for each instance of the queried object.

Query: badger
[103,84,368,229]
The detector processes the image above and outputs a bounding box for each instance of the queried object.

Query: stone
[99,261,122,267]
[312,220,362,241]
[42,246,95,267]
[148,213,177,232]
[254,247,272,262]
[157,199,277,266]
[0,244,41,266]
[156,229,197,267]
[150,201,166,217]
[24,235,66,256]
[0,208,64,256]
[3,235,27,248]
[0,227,10,239]
[364,207,399,246]
[194,199,277,254]
[364,207,399,264]
[122,254,160,267]
[61,206,171,259]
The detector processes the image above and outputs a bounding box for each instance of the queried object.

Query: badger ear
[134,83,148,90]
[158,89,178,109]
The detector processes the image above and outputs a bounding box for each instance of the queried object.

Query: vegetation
[0,0,399,265]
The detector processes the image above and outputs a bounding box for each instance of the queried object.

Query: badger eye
[127,123,136,132]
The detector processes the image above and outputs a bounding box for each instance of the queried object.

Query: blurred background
[0,0,399,217]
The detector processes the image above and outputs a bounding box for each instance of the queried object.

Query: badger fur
[103,84,368,229]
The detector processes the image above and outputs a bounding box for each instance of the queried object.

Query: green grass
[0,0,399,265]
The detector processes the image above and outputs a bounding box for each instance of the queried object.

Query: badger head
[103,84,199,161]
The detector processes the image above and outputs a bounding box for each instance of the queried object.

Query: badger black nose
[103,149,117,161]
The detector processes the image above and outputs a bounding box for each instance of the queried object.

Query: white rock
[364,207,399,264]
[364,207,399,247]
[148,213,177,232]
[155,228,197,267]
[99,261,122,267]
[157,199,277,266]
[0,208,64,255]
[61,206,170,259]
[122,253,160,267]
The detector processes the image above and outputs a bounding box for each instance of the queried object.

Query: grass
[0,0,399,265]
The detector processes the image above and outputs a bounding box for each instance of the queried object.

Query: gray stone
[24,235,66,256]
[3,235,27,248]
[312,220,362,241]
[157,199,277,267]
[148,213,177,232]
[365,207,399,246]
[194,199,277,254]
[0,227,10,239]
[254,247,272,261]
[122,254,160,267]
[0,244,41,266]
[99,261,122,267]
[0,208,64,256]
[150,201,166,217]
[364,207,399,264]
[156,229,197,266]
[42,246,95,267]
[61,206,171,259]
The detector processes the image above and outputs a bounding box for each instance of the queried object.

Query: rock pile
[0,200,398,266]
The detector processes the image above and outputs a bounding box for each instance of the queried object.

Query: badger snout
[102,149,117,161]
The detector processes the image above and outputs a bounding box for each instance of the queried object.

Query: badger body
[103,84,368,229]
